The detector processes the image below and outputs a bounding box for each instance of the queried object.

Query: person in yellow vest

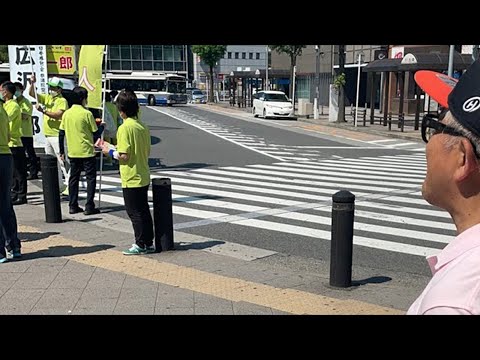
[59,86,100,216]
[29,75,70,195]
[102,89,154,255]
[1,82,27,206]
[105,91,122,145]
[0,100,21,262]
[14,82,38,180]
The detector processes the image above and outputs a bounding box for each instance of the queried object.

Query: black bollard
[152,178,174,252]
[330,190,355,288]
[39,155,62,223]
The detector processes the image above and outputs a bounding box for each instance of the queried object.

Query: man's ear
[454,138,479,182]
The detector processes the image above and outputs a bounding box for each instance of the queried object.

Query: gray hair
[441,111,480,158]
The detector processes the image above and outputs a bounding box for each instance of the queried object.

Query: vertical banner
[46,45,76,75]
[78,45,105,109]
[8,45,48,148]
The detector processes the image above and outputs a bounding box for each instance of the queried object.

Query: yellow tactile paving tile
[294,124,386,142]
[19,225,404,315]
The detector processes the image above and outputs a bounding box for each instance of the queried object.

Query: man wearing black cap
[408,60,480,315]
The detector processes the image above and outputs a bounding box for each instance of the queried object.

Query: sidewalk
[202,102,424,144]
[0,181,429,315]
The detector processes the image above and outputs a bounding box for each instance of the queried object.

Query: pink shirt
[407,223,480,315]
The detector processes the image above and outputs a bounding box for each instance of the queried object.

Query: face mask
[15,90,22,98]
[49,90,58,97]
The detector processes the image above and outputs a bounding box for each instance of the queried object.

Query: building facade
[193,45,268,90]
[106,45,189,77]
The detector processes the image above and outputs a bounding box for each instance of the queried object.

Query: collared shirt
[116,117,150,188]
[17,96,33,137]
[37,93,68,136]
[59,105,98,158]
[0,105,11,154]
[407,223,480,315]
[3,99,23,147]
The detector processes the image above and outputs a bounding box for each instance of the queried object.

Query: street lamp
[265,45,269,90]
[354,51,364,127]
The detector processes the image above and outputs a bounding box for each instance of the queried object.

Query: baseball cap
[415,60,480,137]
[47,76,64,89]
[447,60,480,137]
[414,71,458,108]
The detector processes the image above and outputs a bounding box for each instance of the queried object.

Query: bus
[106,72,188,106]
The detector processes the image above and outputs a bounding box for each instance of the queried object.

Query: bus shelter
[363,52,473,130]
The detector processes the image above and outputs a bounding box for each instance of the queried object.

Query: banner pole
[98,45,109,208]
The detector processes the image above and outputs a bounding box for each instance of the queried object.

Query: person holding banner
[0,101,21,262]
[14,82,38,180]
[59,86,100,216]
[1,81,27,206]
[102,89,154,255]
[29,75,70,195]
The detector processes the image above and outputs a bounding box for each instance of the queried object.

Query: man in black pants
[14,82,38,180]
[59,86,100,215]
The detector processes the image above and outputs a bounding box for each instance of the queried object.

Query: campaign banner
[8,45,48,148]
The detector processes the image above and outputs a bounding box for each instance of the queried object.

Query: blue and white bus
[106,72,187,106]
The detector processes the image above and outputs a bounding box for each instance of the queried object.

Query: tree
[191,45,227,103]
[0,45,8,63]
[269,45,306,99]
[336,45,346,123]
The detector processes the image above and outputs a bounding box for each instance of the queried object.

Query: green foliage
[0,45,8,63]
[269,45,306,58]
[333,73,346,89]
[191,45,227,68]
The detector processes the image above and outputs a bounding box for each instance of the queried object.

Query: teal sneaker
[6,250,13,260]
[0,257,8,264]
[122,244,147,255]
[13,249,21,258]
[145,245,155,254]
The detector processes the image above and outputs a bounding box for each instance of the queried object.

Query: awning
[362,58,401,73]
[398,52,473,71]
[363,51,474,73]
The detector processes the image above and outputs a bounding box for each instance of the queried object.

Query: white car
[252,90,295,119]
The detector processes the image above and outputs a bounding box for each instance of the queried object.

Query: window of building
[131,46,142,60]
[228,52,232,59]
[132,61,142,70]
[256,52,260,60]
[164,46,173,61]
[109,45,120,59]
[153,46,163,61]
[142,46,153,61]
[175,62,184,71]
[121,60,132,71]
[235,52,239,59]
[110,60,121,70]
[143,61,153,70]
[154,62,163,71]
[174,45,183,61]
[249,53,253,59]
[164,62,174,71]
[242,52,246,59]
[120,45,131,59]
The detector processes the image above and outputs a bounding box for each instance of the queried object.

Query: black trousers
[68,156,97,210]
[10,147,27,201]
[21,137,38,176]
[122,185,153,248]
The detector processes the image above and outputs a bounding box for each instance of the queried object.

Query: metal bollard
[39,155,62,223]
[330,190,355,288]
[152,178,174,252]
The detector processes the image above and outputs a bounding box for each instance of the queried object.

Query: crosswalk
[366,139,425,151]
[82,152,454,259]
[150,106,425,162]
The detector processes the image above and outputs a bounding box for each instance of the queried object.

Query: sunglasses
[421,112,480,157]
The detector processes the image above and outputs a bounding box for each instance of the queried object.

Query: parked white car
[252,90,294,119]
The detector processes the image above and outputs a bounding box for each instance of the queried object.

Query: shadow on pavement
[352,276,392,286]
[175,240,224,251]
[21,244,115,260]
[20,231,60,242]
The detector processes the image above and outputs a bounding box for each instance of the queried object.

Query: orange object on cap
[414,71,458,108]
